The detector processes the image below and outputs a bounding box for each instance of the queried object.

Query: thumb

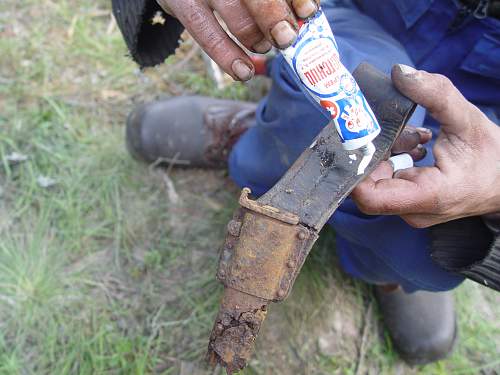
[352,166,440,216]
[391,65,481,135]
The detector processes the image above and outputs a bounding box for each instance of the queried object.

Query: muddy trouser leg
[228,5,464,292]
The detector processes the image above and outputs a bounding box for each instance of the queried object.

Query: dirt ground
[0,1,499,374]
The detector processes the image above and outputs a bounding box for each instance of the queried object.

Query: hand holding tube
[351,65,500,228]
[155,0,320,81]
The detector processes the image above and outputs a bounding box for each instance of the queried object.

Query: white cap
[389,154,414,173]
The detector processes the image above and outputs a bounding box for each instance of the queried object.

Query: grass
[0,0,499,374]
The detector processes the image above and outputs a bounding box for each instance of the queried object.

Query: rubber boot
[375,286,457,365]
[126,96,257,168]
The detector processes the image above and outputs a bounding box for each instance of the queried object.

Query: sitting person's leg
[331,199,463,292]
[229,4,427,195]
[230,1,462,292]
[229,4,449,292]
[229,4,458,364]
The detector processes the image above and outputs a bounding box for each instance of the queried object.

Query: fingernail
[271,20,297,49]
[397,64,417,76]
[253,39,272,54]
[417,144,428,158]
[232,59,254,81]
[416,127,432,134]
[295,0,318,18]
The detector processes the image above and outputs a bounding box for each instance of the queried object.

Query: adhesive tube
[281,9,380,174]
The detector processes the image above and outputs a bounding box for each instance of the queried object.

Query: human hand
[351,64,500,228]
[155,0,319,81]
[390,125,433,161]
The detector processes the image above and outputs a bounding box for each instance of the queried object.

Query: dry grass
[0,1,499,374]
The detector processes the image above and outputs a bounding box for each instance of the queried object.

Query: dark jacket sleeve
[112,0,184,67]
[431,216,500,292]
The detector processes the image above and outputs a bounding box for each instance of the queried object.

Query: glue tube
[281,9,380,174]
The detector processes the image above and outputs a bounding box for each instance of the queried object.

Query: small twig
[149,156,191,170]
[202,52,227,90]
[87,9,112,17]
[355,299,374,375]
[164,43,201,80]
[106,14,117,35]
[154,357,181,373]
[149,154,187,205]
[162,172,180,205]
[0,77,14,84]
[158,154,182,204]
[165,152,181,176]
[67,15,78,38]
[151,303,166,334]
[0,294,16,307]
[58,98,98,108]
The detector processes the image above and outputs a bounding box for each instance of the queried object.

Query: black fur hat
[111,0,184,67]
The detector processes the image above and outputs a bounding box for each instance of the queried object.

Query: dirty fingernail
[253,39,272,54]
[294,0,318,18]
[415,144,427,158]
[232,59,254,81]
[397,64,417,76]
[271,20,297,49]
[416,127,432,134]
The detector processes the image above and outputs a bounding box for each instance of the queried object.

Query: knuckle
[186,5,206,25]
[427,183,455,218]
[291,0,317,8]
[356,195,380,215]
[465,103,491,135]
[422,73,454,113]
[232,22,262,45]
[425,185,441,210]
[434,196,448,214]
[432,76,454,109]
[378,199,397,214]
[204,30,225,50]
[434,74,453,94]
[394,129,419,152]
[403,217,417,228]
[251,0,295,25]
[404,216,428,229]
[357,202,374,215]
[218,0,239,6]
[186,18,230,58]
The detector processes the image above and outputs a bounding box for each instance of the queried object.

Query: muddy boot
[126,96,257,168]
[375,286,457,365]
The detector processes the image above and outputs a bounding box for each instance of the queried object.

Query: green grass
[1,0,499,374]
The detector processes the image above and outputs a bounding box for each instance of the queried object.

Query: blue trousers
[228,4,465,292]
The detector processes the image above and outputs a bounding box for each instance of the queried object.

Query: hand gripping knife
[207,63,417,374]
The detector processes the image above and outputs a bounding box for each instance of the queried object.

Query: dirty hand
[156,0,319,81]
[351,64,500,228]
[390,125,433,162]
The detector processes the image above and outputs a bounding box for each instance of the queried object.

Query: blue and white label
[336,94,379,143]
[292,37,341,98]
[281,9,381,151]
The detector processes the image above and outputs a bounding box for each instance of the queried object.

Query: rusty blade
[207,189,317,373]
[206,64,416,373]
[207,288,269,374]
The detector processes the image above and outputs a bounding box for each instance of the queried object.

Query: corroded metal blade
[207,63,416,373]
